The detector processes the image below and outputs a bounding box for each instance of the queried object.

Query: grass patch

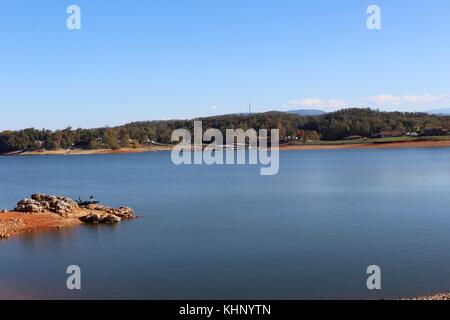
[287,135,450,146]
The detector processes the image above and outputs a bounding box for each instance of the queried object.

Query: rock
[79,213,121,224]
[15,199,45,213]
[0,209,8,213]
[0,233,10,239]
[15,194,79,216]
[102,214,122,224]
[115,207,134,219]
[84,204,134,219]
[31,193,79,215]
[30,193,48,202]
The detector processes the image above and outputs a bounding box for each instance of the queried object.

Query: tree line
[1,108,450,153]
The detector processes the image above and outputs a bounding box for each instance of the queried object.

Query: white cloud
[367,95,402,106]
[327,99,347,109]
[366,94,450,111]
[403,95,446,104]
[284,94,450,113]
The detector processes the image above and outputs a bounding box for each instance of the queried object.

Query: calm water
[2,149,450,299]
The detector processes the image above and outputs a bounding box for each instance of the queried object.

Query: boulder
[15,194,79,216]
[84,204,134,219]
[30,193,49,202]
[15,199,45,213]
[0,209,8,213]
[79,213,121,224]
[31,193,79,214]
[115,207,134,219]
[102,214,122,224]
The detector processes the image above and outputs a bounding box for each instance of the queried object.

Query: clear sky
[1,0,450,130]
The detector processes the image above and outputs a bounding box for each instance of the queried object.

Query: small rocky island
[0,193,135,239]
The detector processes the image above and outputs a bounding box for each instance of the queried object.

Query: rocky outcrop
[32,193,79,215]
[79,213,122,224]
[1,194,136,239]
[10,193,135,229]
[83,204,134,219]
[15,199,45,213]
[14,193,79,217]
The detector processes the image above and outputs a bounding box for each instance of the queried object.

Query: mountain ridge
[286,109,327,116]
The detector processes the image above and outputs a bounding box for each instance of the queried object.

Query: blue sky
[1,0,450,130]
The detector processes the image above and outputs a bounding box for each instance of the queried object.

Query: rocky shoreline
[401,293,450,300]
[0,193,135,239]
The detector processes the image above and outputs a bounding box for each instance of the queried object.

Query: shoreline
[0,210,84,239]
[3,146,172,156]
[280,139,450,151]
[3,139,450,156]
[401,292,450,300]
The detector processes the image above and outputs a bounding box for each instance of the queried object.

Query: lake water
[2,149,450,299]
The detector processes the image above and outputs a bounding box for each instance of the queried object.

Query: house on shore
[34,140,44,148]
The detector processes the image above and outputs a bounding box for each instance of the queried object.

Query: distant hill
[427,108,450,115]
[2,108,450,153]
[287,109,326,116]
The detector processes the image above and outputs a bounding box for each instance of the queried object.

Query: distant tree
[118,129,130,147]
[305,130,320,141]
[104,128,119,149]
